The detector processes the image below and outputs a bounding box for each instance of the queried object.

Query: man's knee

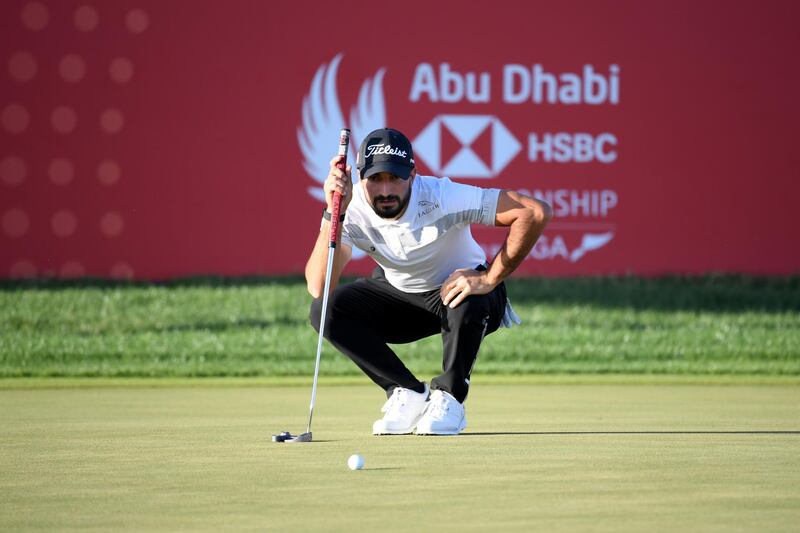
[308,286,352,336]
[309,297,324,333]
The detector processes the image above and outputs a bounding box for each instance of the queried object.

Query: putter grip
[329,128,350,247]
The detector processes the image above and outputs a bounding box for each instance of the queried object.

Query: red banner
[2,0,799,279]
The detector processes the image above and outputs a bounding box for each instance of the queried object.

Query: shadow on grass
[463,430,800,436]
[2,275,799,312]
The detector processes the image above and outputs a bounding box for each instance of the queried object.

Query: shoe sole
[373,413,427,435]
[415,417,467,436]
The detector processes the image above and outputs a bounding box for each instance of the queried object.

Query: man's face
[362,170,416,219]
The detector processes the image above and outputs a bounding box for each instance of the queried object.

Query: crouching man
[307,128,552,435]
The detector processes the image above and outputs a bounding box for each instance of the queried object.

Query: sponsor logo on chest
[417,200,440,219]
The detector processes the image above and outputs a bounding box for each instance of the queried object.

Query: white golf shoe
[372,383,430,435]
[415,389,467,435]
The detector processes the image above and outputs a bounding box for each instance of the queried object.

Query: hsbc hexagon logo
[413,115,521,178]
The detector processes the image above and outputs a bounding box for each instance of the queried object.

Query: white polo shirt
[341,175,501,293]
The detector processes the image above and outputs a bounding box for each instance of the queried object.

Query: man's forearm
[304,220,342,298]
[486,209,550,286]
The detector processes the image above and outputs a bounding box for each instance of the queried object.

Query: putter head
[272,431,293,443]
[284,432,312,443]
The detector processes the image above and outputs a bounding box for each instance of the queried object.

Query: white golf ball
[347,454,364,470]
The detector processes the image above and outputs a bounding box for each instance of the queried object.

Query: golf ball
[347,454,364,470]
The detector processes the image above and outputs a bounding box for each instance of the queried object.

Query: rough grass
[1,275,798,378]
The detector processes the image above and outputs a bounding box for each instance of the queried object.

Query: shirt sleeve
[340,223,355,249]
[441,178,501,226]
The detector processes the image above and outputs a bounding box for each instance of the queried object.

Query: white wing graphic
[570,232,614,262]
[350,67,387,178]
[298,56,388,260]
[297,54,348,202]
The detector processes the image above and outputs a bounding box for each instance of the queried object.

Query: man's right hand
[324,155,353,214]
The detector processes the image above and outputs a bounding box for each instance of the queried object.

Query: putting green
[1,383,798,531]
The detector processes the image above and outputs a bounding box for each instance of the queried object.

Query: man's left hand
[440,269,497,309]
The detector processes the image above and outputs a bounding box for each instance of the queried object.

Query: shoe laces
[382,387,410,414]
[425,391,451,420]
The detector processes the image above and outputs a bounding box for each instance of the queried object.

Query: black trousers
[309,267,507,403]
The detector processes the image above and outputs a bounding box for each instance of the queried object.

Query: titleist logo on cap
[365,144,408,160]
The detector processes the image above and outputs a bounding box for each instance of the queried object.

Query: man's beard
[371,189,411,219]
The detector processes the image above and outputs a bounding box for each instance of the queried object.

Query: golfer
[307,128,552,435]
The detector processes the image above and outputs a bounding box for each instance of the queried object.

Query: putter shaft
[307,245,335,434]
[305,128,350,438]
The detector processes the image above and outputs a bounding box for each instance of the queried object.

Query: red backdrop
[1,0,799,279]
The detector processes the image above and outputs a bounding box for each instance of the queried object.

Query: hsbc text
[528,133,617,163]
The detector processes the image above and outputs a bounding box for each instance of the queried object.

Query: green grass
[1,276,799,378]
[1,384,798,531]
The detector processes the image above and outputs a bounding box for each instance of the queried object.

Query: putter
[276,128,350,445]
